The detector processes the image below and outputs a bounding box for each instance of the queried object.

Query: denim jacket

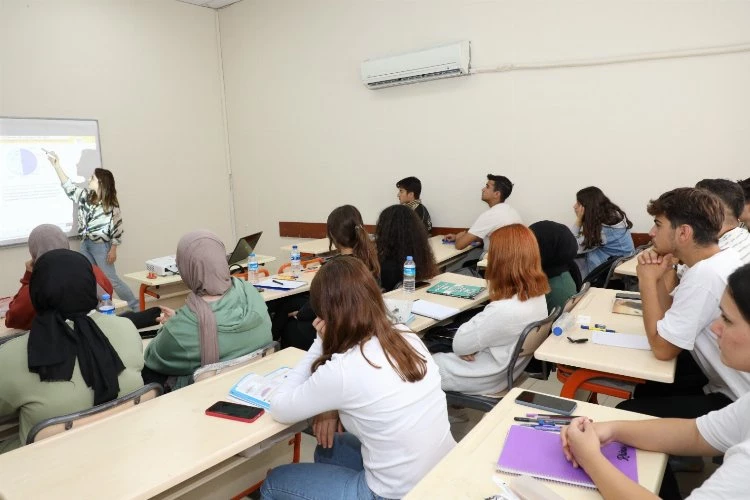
[570,218,635,277]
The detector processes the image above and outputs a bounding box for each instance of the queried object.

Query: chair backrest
[193,341,280,383]
[277,258,323,275]
[603,254,635,289]
[505,307,561,390]
[563,282,590,313]
[26,383,163,445]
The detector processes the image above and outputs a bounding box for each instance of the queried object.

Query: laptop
[227,232,263,266]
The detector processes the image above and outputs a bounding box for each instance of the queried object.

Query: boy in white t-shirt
[443,174,522,251]
[618,188,746,420]
[562,263,750,500]
[695,179,750,264]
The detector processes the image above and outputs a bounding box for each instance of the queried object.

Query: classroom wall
[0,0,232,298]
[219,0,750,263]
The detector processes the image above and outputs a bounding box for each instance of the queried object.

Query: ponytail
[353,225,381,279]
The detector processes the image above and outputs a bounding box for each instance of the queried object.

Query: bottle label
[249,262,259,271]
[404,266,416,278]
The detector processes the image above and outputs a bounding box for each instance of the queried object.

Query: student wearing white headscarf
[143,230,273,389]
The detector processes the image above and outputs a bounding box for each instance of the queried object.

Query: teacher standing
[46,151,139,311]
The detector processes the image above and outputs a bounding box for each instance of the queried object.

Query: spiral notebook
[496,425,638,489]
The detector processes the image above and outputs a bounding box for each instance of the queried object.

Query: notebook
[254,278,307,291]
[426,281,486,299]
[612,297,643,317]
[592,331,651,350]
[229,366,291,410]
[411,299,460,321]
[496,425,638,489]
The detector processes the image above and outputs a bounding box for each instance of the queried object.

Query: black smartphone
[514,391,578,415]
[615,292,641,300]
[415,280,431,290]
[205,401,265,423]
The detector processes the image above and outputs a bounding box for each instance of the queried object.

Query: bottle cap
[292,245,298,249]
[250,252,256,257]
[101,294,111,300]
[552,326,563,336]
[407,256,413,260]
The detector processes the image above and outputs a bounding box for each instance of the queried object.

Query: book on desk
[229,366,291,409]
[426,281,485,300]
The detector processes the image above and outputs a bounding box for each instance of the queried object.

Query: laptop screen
[227,232,263,265]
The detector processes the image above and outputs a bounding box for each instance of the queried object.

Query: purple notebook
[497,425,638,489]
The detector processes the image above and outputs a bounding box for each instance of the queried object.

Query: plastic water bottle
[403,256,416,293]
[247,253,259,283]
[290,245,302,277]
[552,312,575,336]
[97,293,115,315]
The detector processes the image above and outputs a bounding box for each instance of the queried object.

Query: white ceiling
[175,0,242,9]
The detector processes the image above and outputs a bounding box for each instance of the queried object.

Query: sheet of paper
[255,278,306,290]
[411,299,460,321]
[591,331,651,350]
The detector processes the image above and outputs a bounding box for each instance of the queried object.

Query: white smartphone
[514,391,577,416]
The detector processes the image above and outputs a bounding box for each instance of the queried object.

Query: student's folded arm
[270,338,345,424]
[454,231,481,250]
[451,310,494,355]
[142,325,192,375]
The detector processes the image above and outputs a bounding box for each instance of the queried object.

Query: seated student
[0,249,143,454]
[443,174,522,251]
[5,224,113,330]
[261,257,455,500]
[276,205,380,351]
[143,230,272,390]
[739,177,750,228]
[432,224,549,395]
[695,179,750,263]
[396,176,433,233]
[375,204,438,292]
[617,188,746,419]
[530,220,580,313]
[562,263,750,500]
[570,186,635,277]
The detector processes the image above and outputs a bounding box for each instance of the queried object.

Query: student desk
[281,235,474,269]
[534,288,675,398]
[124,255,276,311]
[0,347,306,500]
[383,272,488,333]
[405,387,667,499]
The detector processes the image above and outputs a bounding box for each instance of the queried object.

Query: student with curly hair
[375,204,438,292]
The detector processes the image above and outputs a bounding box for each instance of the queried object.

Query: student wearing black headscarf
[530,220,580,313]
[0,249,144,454]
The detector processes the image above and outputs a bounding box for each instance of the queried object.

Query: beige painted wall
[219,0,750,265]
[0,0,232,298]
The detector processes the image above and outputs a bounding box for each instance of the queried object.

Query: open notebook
[497,425,638,489]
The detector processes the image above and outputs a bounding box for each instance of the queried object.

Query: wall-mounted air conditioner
[361,41,471,90]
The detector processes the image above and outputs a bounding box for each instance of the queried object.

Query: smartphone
[616,292,641,300]
[514,391,577,416]
[205,401,265,423]
[415,280,431,290]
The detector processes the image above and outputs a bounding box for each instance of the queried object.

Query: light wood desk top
[124,254,276,287]
[614,254,639,277]
[406,387,667,499]
[384,272,488,333]
[281,238,334,256]
[535,288,675,383]
[0,348,306,500]
[477,258,487,269]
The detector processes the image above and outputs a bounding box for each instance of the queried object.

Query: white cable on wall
[469,42,750,74]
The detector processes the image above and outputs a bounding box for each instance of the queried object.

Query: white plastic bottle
[552,312,575,336]
[290,245,302,277]
[97,293,115,315]
[403,256,416,293]
[247,252,259,284]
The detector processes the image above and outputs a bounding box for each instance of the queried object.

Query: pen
[272,279,284,285]
[520,423,561,433]
[581,325,616,333]
[514,417,570,425]
[526,413,579,419]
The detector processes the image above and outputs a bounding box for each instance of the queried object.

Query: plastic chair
[193,341,280,383]
[26,383,163,444]
[444,307,562,412]
[555,365,641,403]
[562,282,591,314]
[277,257,323,275]
[603,254,636,289]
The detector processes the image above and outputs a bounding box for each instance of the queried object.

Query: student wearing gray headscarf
[143,230,273,390]
[5,224,114,330]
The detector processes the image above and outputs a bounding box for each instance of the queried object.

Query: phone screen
[515,391,577,415]
[415,281,431,290]
[205,401,265,422]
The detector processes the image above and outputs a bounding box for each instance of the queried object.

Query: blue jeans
[80,238,139,311]
[261,433,391,500]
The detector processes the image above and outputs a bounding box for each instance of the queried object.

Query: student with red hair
[433,224,550,395]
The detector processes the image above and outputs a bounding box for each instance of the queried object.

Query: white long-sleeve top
[270,330,455,499]
[433,294,548,395]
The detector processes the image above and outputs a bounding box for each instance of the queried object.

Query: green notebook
[426,281,486,300]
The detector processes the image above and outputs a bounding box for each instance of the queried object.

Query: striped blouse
[62,180,124,245]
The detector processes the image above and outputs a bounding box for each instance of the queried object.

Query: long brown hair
[485,224,550,301]
[576,186,631,249]
[375,205,438,282]
[326,205,380,278]
[88,168,120,213]
[309,256,426,382]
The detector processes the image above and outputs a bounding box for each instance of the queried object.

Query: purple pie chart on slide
[5,148,38,176]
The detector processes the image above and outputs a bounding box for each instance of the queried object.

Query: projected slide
[0,117,102,247]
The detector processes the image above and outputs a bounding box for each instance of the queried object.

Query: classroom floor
[289,373,716,499]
